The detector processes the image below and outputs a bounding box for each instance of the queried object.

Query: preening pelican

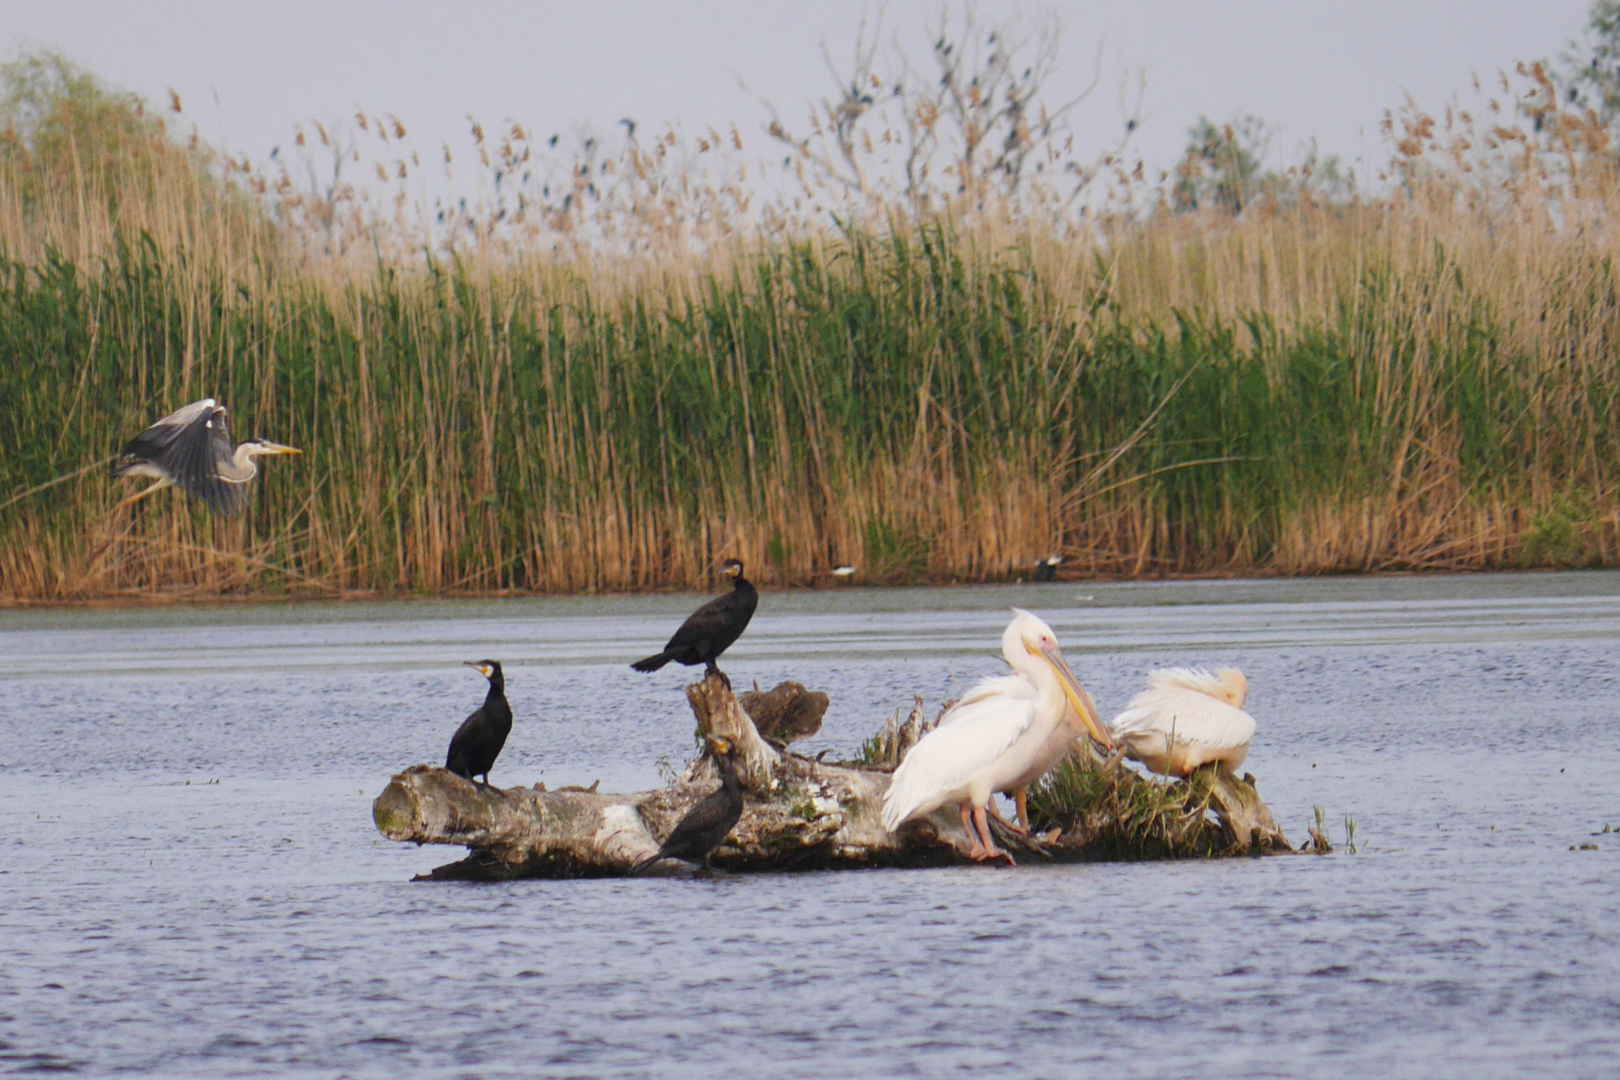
[880,609,1113,862]
[113,398,301,513]
[1110,667,1255,777]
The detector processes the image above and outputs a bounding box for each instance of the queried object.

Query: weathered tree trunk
[373,673,1293,880]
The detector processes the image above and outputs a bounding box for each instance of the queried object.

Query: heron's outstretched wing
[118,399,215,460]
[119,398,242,512]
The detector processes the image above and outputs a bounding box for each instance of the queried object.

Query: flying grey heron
[112,398,301,513]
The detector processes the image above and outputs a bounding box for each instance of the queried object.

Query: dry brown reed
[1,55,1617,603]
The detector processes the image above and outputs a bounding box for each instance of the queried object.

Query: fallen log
[373,673,1293,880]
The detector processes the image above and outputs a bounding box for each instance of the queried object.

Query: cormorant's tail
[628,852,664,875]
[445,758,472,779]
[631,652,672,673]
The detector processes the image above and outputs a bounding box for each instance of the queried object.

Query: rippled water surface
[3,573,1619,1078]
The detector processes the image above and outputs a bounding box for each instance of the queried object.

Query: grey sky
[5,1,1596,189]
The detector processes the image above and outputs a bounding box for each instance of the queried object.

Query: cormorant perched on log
[632,735,744,873]
[631,558,757,685]
[445,661,512,787]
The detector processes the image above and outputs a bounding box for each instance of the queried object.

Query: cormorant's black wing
[445,707,485,776]
[659,786,739,854]
[663,591,740,650]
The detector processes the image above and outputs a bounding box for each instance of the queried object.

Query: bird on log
[881,609,1113,863]
[631,734,744,873]
[112,398,301,513]
[631,558,757,687]
[445,660,513,788]
[1110,667,1256,777]
[996,676,1109,835]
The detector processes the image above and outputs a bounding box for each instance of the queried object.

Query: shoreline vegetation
[3,33,1619,604]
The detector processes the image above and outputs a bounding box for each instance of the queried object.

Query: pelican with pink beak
[880,609,1114,863]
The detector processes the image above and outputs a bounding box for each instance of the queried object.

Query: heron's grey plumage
[113,398,300,513]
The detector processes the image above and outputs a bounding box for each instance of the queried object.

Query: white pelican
[997,681,1104,833]
[880,609,1113,862]
[1109,667,1255,777]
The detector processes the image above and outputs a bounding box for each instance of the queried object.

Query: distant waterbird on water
[880,609,1113,863]
[1032,555,1062,582]
[445,661,513,788]
[112,398,301,513]
[1110,667,1255,777]
[631,559,757,687]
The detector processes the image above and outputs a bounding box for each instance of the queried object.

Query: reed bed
[1,56,1617,602]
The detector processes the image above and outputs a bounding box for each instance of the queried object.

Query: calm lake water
[2,572,1619,1078]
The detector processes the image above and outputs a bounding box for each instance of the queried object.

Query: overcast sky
[5,0,1598,189]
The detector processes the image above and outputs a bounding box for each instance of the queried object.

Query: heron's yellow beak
[1030,640,1114,750]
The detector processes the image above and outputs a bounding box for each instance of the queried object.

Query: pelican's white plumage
[880,609,1112,860]
[1003,681,1102,802]
[881,672,1041,828]
[1110,667,1255,776]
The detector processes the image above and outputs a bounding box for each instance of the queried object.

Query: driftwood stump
[736,681,828,748]
[374,673,1293,879]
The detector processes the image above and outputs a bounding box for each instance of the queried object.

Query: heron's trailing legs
[83,480,171,571]
[116,479,172,509]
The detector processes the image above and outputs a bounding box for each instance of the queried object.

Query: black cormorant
[445,660,512,787]
[631,735,744,873]
[1032,555,1062,582]
[630,558,757,684]
[113,398,301,513]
